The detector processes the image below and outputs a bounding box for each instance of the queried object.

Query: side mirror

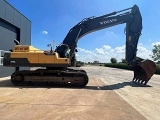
[47,44,53,53]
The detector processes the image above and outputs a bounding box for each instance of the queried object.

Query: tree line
[110,44,160,64]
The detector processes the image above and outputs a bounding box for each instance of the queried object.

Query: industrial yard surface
[0,66,159,120]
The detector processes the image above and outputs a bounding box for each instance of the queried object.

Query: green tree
[121,58,126,63]
[110,58,117,64]
[151,44,160,61]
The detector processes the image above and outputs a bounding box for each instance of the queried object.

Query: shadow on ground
[0,79,152,90]
[85,81,152,90]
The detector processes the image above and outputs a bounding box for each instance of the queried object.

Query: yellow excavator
[3,5,156,86]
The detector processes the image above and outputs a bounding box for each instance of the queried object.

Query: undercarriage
[11,68,88,87]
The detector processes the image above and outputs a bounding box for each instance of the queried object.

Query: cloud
[152,42,160,46]
[114,45,125,53]
[42,31,48,35]
[103,45,112,50]
[95,48,105,55]
[76,44,152,63]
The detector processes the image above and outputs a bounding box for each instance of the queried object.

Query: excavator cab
[132,59,156,85]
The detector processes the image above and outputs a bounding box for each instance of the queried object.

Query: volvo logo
[100,19,117,25]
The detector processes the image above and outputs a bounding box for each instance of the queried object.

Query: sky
[7,0,160,63]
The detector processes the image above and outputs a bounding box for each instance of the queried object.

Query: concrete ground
[0,66,159,120]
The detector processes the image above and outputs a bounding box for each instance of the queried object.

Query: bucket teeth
[132,78,147,85]
[132,59,156,86]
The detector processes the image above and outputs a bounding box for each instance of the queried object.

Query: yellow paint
[13,45,44,53]
[11,48,70,65]
[38,53,55,63]
[11,53,27,58]
[28,53,39,63]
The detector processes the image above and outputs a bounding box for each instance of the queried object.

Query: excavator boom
[55,5,142,65]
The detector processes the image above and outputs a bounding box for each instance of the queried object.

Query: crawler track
[11,68,88,87]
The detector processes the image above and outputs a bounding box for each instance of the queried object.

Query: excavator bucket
[132,59,156,85]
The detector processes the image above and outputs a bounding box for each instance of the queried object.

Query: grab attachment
[132,59,156,85]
